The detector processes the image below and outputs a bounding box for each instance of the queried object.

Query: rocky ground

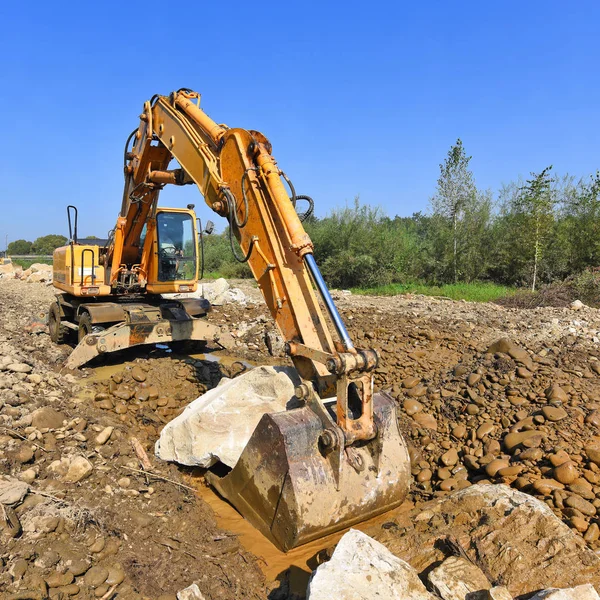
[0,279,266,599]
[1,276,600,598]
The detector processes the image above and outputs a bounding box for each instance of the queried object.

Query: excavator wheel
[48,302,70,344]
[77,312,105,344]
[78,313,93,343]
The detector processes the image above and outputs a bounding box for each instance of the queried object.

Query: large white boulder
[162,278,247,306]
[307,529,435,600]
[155,365,300,468]
[372,484,600,596]
[530,586,600,599]
[29,263,52,274]
[202,278,230,303]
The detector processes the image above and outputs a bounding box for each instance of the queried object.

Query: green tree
[308,198,402,288]
[200,228,252,278]
[514,166,556,291]
[431,139,475,282]
[7,239,33,255]
[460,190,494,282]
[564,171,600,272]
[430,139,488,283]
[31,234,68,255]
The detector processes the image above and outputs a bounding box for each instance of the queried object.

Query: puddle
[80,362,128,383]
[187,350,255,371]
[188,473,414,597]
[78,349,255,385]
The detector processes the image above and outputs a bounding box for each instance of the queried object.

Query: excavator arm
[123,90,410,551]
[124,89,378,444]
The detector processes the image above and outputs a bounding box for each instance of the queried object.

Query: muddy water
[187,350,255,371]
[79,349,255,382]
[189,475,413,596]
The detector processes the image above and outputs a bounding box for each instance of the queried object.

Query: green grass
[352,281,516,302]
[12,258,53,270]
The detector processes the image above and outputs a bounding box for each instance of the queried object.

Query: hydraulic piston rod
[304,253,354,351]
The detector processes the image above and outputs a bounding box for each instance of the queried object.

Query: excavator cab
[155,211,196,282]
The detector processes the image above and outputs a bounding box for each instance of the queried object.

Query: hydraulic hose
[295,195,315,222]
[223,188,254,263]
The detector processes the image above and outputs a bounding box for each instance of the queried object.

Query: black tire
[78,312,105,343]
[78,312,93,343]
[48,302,69,344]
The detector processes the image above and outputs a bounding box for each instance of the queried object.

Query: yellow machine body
[53,207,198,298]
[48,90,412,551]
[52,244,110,296]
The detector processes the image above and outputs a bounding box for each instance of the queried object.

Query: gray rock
[31,407,66,430]
[570,300,585,310]
[63,456,93,483]
[307,529,435,600]
[264,329,285,356]
[428,556,491,600]
[371,484,600,597]
[0,478,29,505]
[95,426,114,445]
[8,363,32,373]
[156,366,300,468]
[84,565,108,588]
[529,585,600,599]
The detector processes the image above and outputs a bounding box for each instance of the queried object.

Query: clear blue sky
[1,0,598,243]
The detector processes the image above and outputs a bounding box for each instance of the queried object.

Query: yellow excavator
[50,89,411,551]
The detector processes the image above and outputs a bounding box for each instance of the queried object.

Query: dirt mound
[365,484,600,597]
[498,270,600,310]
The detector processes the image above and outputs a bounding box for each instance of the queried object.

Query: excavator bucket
[207,391,410,552]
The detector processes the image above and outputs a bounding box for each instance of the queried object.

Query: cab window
[156,212,196,281]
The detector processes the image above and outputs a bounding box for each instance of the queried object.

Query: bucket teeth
[207,391,410,552]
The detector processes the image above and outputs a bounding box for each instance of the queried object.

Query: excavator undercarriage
[49,293,218,369]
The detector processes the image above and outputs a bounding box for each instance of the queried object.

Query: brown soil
[2,278,600,598]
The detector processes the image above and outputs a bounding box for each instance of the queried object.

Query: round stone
[542,406,568,422]
[452,425,467,439]
[486,459,509,477]
[440,448,459,467]
[84,565,109,588]
[416,469,432,482]
[476,422,494,440]
[439,478,457,492]
[403,398,423,416]
[554,462,578,485]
